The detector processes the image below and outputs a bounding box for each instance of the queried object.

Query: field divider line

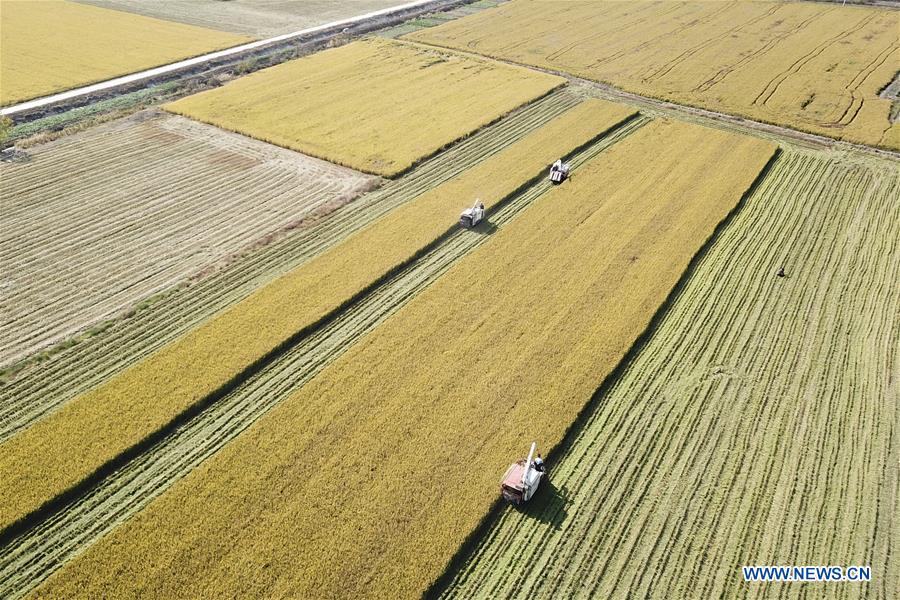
[0,89,578,432]
[0,0,470,118]
[423,145,783,600]
[0,114,649,600]
[404,38,900,160]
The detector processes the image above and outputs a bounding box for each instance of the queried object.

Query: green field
[441,148,900,599]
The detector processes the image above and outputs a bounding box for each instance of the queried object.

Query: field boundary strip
[405,40,900,161]
[0,100,638,542]
[0,0,467,117]
[0,115,651,600]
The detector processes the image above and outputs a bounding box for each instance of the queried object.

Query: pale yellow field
[165,38,565,176]
[408,0,900,149]
[0,0,249,106]
[0,99,633,535]
[31,120,776,599]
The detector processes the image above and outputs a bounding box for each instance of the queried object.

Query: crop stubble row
[0,99,635,535]
[0,111,377,367]
[0,89,581,443]
[0,114,651,600]
[441,149,899,600]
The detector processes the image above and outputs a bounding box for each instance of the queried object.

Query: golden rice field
[0,0,248,106]
[441,149,900,600]
[0,99,632,535]
[408,0,900,149]
[165,38,565,176]
[30,120,776,599]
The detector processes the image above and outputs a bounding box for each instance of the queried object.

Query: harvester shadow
[520,478,570,531]
[425,148,783,599]
[472,219,498,235]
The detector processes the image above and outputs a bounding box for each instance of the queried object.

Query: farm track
[0,90,582,443]
[0,114,650,600]
[439,149,900,600]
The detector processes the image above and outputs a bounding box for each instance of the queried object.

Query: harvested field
[0,99,633,536]
[440,150,900,599]
[78,0,410,38]
[0,88,580,443]
[408,0,900,149]
[0,0,248,106]
[30,120,776,599]
[165,38,565,176]
[0,110,376,367]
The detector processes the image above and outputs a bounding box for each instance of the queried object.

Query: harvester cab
[500,442,546,505]
[549,159,570,184]
[460,200,485,228]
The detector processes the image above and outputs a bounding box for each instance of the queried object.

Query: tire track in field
[0,90,579,442]
[582,2,735,71]
[0,116,651,600]
[641,4,782,83]
[438,148,899,600]
[752,11,878,108]
[692,8,833,93]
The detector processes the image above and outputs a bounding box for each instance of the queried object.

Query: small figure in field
[533,454,545,472]
[777,266,786,278]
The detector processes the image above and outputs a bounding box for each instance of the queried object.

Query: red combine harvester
[500,442,546,505]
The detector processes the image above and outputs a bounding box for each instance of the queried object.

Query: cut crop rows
[0,88,581,443]
[0,112,651,600]
[0,110,376,367]
[440,149,900,600]
[28,119,775,600]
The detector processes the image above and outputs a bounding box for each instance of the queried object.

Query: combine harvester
[500,442,546,505]
[459,200,485,228]
[549,159,570,184]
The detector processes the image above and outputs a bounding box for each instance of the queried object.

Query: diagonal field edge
[424,146,784,600]
[0,116,651,600]
[0,111,641,548]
